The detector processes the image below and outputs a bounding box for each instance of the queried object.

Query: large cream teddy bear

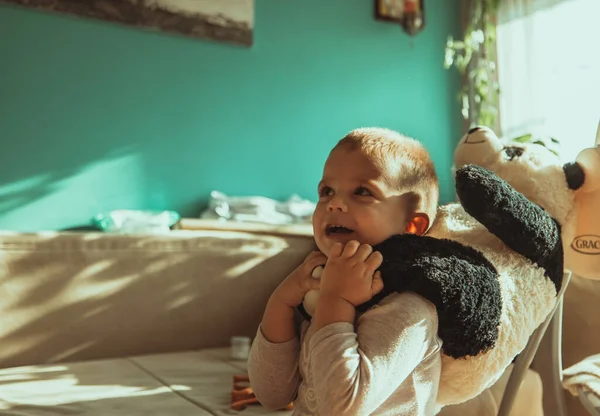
[437,125,600,406]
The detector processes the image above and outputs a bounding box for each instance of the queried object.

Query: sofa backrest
[0,228,315,369]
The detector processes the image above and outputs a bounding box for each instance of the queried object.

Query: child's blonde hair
[333,127,439,225]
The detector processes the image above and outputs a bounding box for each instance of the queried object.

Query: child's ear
[405,213,430,235]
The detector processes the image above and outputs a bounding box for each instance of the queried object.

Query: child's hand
[272,251,328,308]
[320,241,384,307]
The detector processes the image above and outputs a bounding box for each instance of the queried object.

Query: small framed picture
[375,0,406,23]
[374,0,425,35]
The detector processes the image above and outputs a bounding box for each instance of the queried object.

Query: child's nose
[327,196,348,212]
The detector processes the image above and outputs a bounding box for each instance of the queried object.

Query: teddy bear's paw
[455,164,508,216]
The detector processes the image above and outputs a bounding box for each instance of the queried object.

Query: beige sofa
[0,220,592,415]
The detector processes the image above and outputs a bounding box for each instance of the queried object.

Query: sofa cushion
[131,347,292,415]
[0,356,212,415]
[0,229,315,369]
[0,347,289,415]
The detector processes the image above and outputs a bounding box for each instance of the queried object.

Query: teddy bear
[300,125,600,406]
[454,126,600,282]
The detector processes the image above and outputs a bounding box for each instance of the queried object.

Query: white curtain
[496,0,600,161]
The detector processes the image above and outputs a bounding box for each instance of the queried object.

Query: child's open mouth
[325,225,354,235]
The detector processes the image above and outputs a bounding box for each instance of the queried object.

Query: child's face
[312,147,411,256]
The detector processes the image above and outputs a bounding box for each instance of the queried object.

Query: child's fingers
[329,242,344,258]
[341,240,360,258]
[365,251,383,271]
[306,252,327,267]
[304,256,327,276]
[304,250,324,262]
[304,277,321,291]
[354,243,373,261]
[371,271,384,295]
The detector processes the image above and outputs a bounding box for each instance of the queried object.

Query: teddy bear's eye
[503,146,524,161]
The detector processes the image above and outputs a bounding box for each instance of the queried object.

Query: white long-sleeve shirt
[248,291,443,416]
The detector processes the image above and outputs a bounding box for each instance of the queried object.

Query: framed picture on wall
[375,0,407,22]
[0,0,255,47]
[374,0,425,36]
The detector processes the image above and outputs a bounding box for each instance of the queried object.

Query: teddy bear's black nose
[563,162,585,190]
[468,126,482,134]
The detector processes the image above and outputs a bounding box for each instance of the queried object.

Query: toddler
[248,127,442,415]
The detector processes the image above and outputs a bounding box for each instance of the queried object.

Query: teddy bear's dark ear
[563,162,585,190]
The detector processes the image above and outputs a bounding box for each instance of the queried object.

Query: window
[496,0,600,161]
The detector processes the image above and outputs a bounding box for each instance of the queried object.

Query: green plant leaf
[444,0,503,127]
[513,134,533,143]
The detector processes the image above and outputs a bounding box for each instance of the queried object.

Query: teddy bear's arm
[455,164,563,291]
[368,234,502,358]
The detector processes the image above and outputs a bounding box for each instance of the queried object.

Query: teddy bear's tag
[311,265,324,279]
[302,266,324,316]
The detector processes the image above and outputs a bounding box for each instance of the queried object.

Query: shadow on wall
[0,146,141,220]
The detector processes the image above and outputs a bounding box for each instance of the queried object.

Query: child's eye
[355,187,372,196]
[319,186,333,197]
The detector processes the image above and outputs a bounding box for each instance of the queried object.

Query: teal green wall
[0,0,461,231]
